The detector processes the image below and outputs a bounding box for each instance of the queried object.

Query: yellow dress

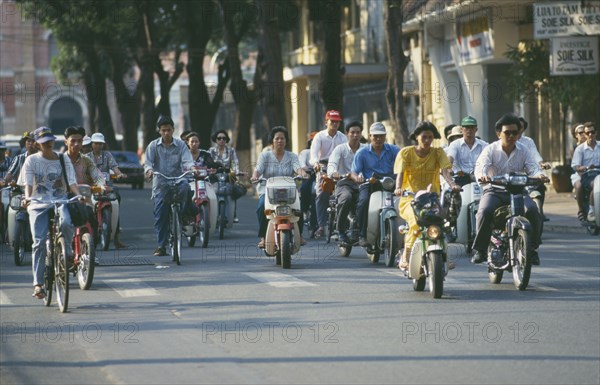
[394,146,451,252]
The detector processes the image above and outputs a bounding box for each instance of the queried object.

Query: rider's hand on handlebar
[145,170,153,181]
[479,176,491,184]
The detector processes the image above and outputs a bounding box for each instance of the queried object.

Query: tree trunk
[111,53,140,152]
[82,67,97,134]
[139,52,157,149]
[318,0,344,112]
[85,48,117,149]
[257,0,287,129]
[385,0,410,146]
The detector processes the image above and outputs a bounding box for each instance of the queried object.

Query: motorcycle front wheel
[280,230,292,269]
[512,229,532,290]
[383,217,400,267]
[100,207,111,251]
[427,251,444,299]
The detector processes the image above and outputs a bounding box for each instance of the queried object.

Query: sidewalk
[543,188,588,234]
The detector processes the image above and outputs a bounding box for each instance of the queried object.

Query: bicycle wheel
[100,207,111,251]
[218,201,226,240]
[54,237,69,313]
[13,220,26,266]
[43,251,54,307]
[171,204,182,265]
[77,232,95,290]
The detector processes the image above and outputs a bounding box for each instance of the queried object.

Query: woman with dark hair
[185,132,220,169]
[209,130,239,174]
[251,126,308,248]
[394,121,459,270]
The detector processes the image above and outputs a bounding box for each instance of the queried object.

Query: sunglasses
[576,131,585,135]
[216,136,227,140]
[584,131,596,135]
[501,130,519,137]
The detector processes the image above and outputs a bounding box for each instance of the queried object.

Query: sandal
[257,238,265,249]
[398,250,410,271]
[32,286,46,299]
[577,211,587,222]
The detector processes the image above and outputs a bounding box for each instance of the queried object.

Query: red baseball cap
[325,110,342,121]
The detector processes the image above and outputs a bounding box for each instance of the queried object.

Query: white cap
[82,136,92,146]
[91,132,105,144]
[448,126,463,140]
[369,122,386,135]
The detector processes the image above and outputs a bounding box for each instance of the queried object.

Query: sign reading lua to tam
[534,2,600,39]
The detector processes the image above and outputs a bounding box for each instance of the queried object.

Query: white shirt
[298,149,311,169]
[475,141,542,188]
[518,135,543,163]
[571,141,600,168]
[446,137,488,173]
[310,130,347,166]
[327,142,367,177]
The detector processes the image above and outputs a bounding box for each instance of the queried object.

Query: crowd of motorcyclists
[2,110,597,300]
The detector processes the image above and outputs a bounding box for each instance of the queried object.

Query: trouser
[472,189,542,252]
[28,205,74,286]
[153,182,195,248]
[300,175,317,232]
[315,173,330,229]
[335,181,358,236]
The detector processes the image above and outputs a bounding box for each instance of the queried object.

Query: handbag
[59,154,90,227]
[232,182,247,199]
[320,175,335,194]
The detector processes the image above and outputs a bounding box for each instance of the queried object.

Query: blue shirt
[144,137,194,199]
[351,143,400,179]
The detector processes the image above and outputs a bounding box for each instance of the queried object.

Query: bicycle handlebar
[152,170,195,181]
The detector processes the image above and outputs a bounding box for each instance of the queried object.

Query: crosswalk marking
[0,290,12,305]
[103,279,160,298]
[244,272,318,288]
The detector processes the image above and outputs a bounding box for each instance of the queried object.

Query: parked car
[111,151,145,189]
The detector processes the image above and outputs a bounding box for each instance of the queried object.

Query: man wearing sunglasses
[471,113,549,266]
[572,122,600,222]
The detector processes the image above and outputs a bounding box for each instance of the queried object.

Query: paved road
[1,188,599,384]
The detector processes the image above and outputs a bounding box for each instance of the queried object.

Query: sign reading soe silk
[534,2,600,39]
[550,36,599,75]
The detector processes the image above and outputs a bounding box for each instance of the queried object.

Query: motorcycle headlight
[276,205,291,217]
[507,175,528,186]
[381,177,395,192]
[426,225,442,240]
[267,187,296,204]
[197,180,206,189]
[9,195,23,210]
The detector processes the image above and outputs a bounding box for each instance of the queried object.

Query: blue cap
[34,126,57,144]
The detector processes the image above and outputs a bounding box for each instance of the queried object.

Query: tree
[384,0,410,146]
[505,40,600,161]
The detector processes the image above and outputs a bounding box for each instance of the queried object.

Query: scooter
[581,169,600,235]
[183,166,218,248]
[442,172,481,253]
[91,177,119,251]
[362,175,403,267]
[258,175,303,269]
[7,183,32,266]
[400,186,448,299]
[483,173,545,291]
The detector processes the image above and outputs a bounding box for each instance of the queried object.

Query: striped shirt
[254,150,301,195]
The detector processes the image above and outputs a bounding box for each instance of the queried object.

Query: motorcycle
[257,175,303,269]
[214,167,244,239]
[441,172,480,253]
[0,184,10,243]
[7,182,32,266]
[483,173,545,291]
[581,169,600,235]
[362,175,403,267]
[324,174,358,258]
[183,166,218,248]
[400,187,449,299]
[91,175,119,251]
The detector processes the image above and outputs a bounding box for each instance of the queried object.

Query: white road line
[0,290,13,305]
[244,272,318,288]
[103,279,160,298]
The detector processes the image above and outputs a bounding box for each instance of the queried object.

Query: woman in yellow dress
[394,121,460,270]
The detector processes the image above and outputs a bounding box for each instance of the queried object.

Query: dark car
[111,151,145,189]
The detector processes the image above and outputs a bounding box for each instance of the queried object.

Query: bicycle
[153,171,194,265]
[30,195,81,313]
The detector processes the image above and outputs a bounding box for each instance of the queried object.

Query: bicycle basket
[9,194,24,211]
